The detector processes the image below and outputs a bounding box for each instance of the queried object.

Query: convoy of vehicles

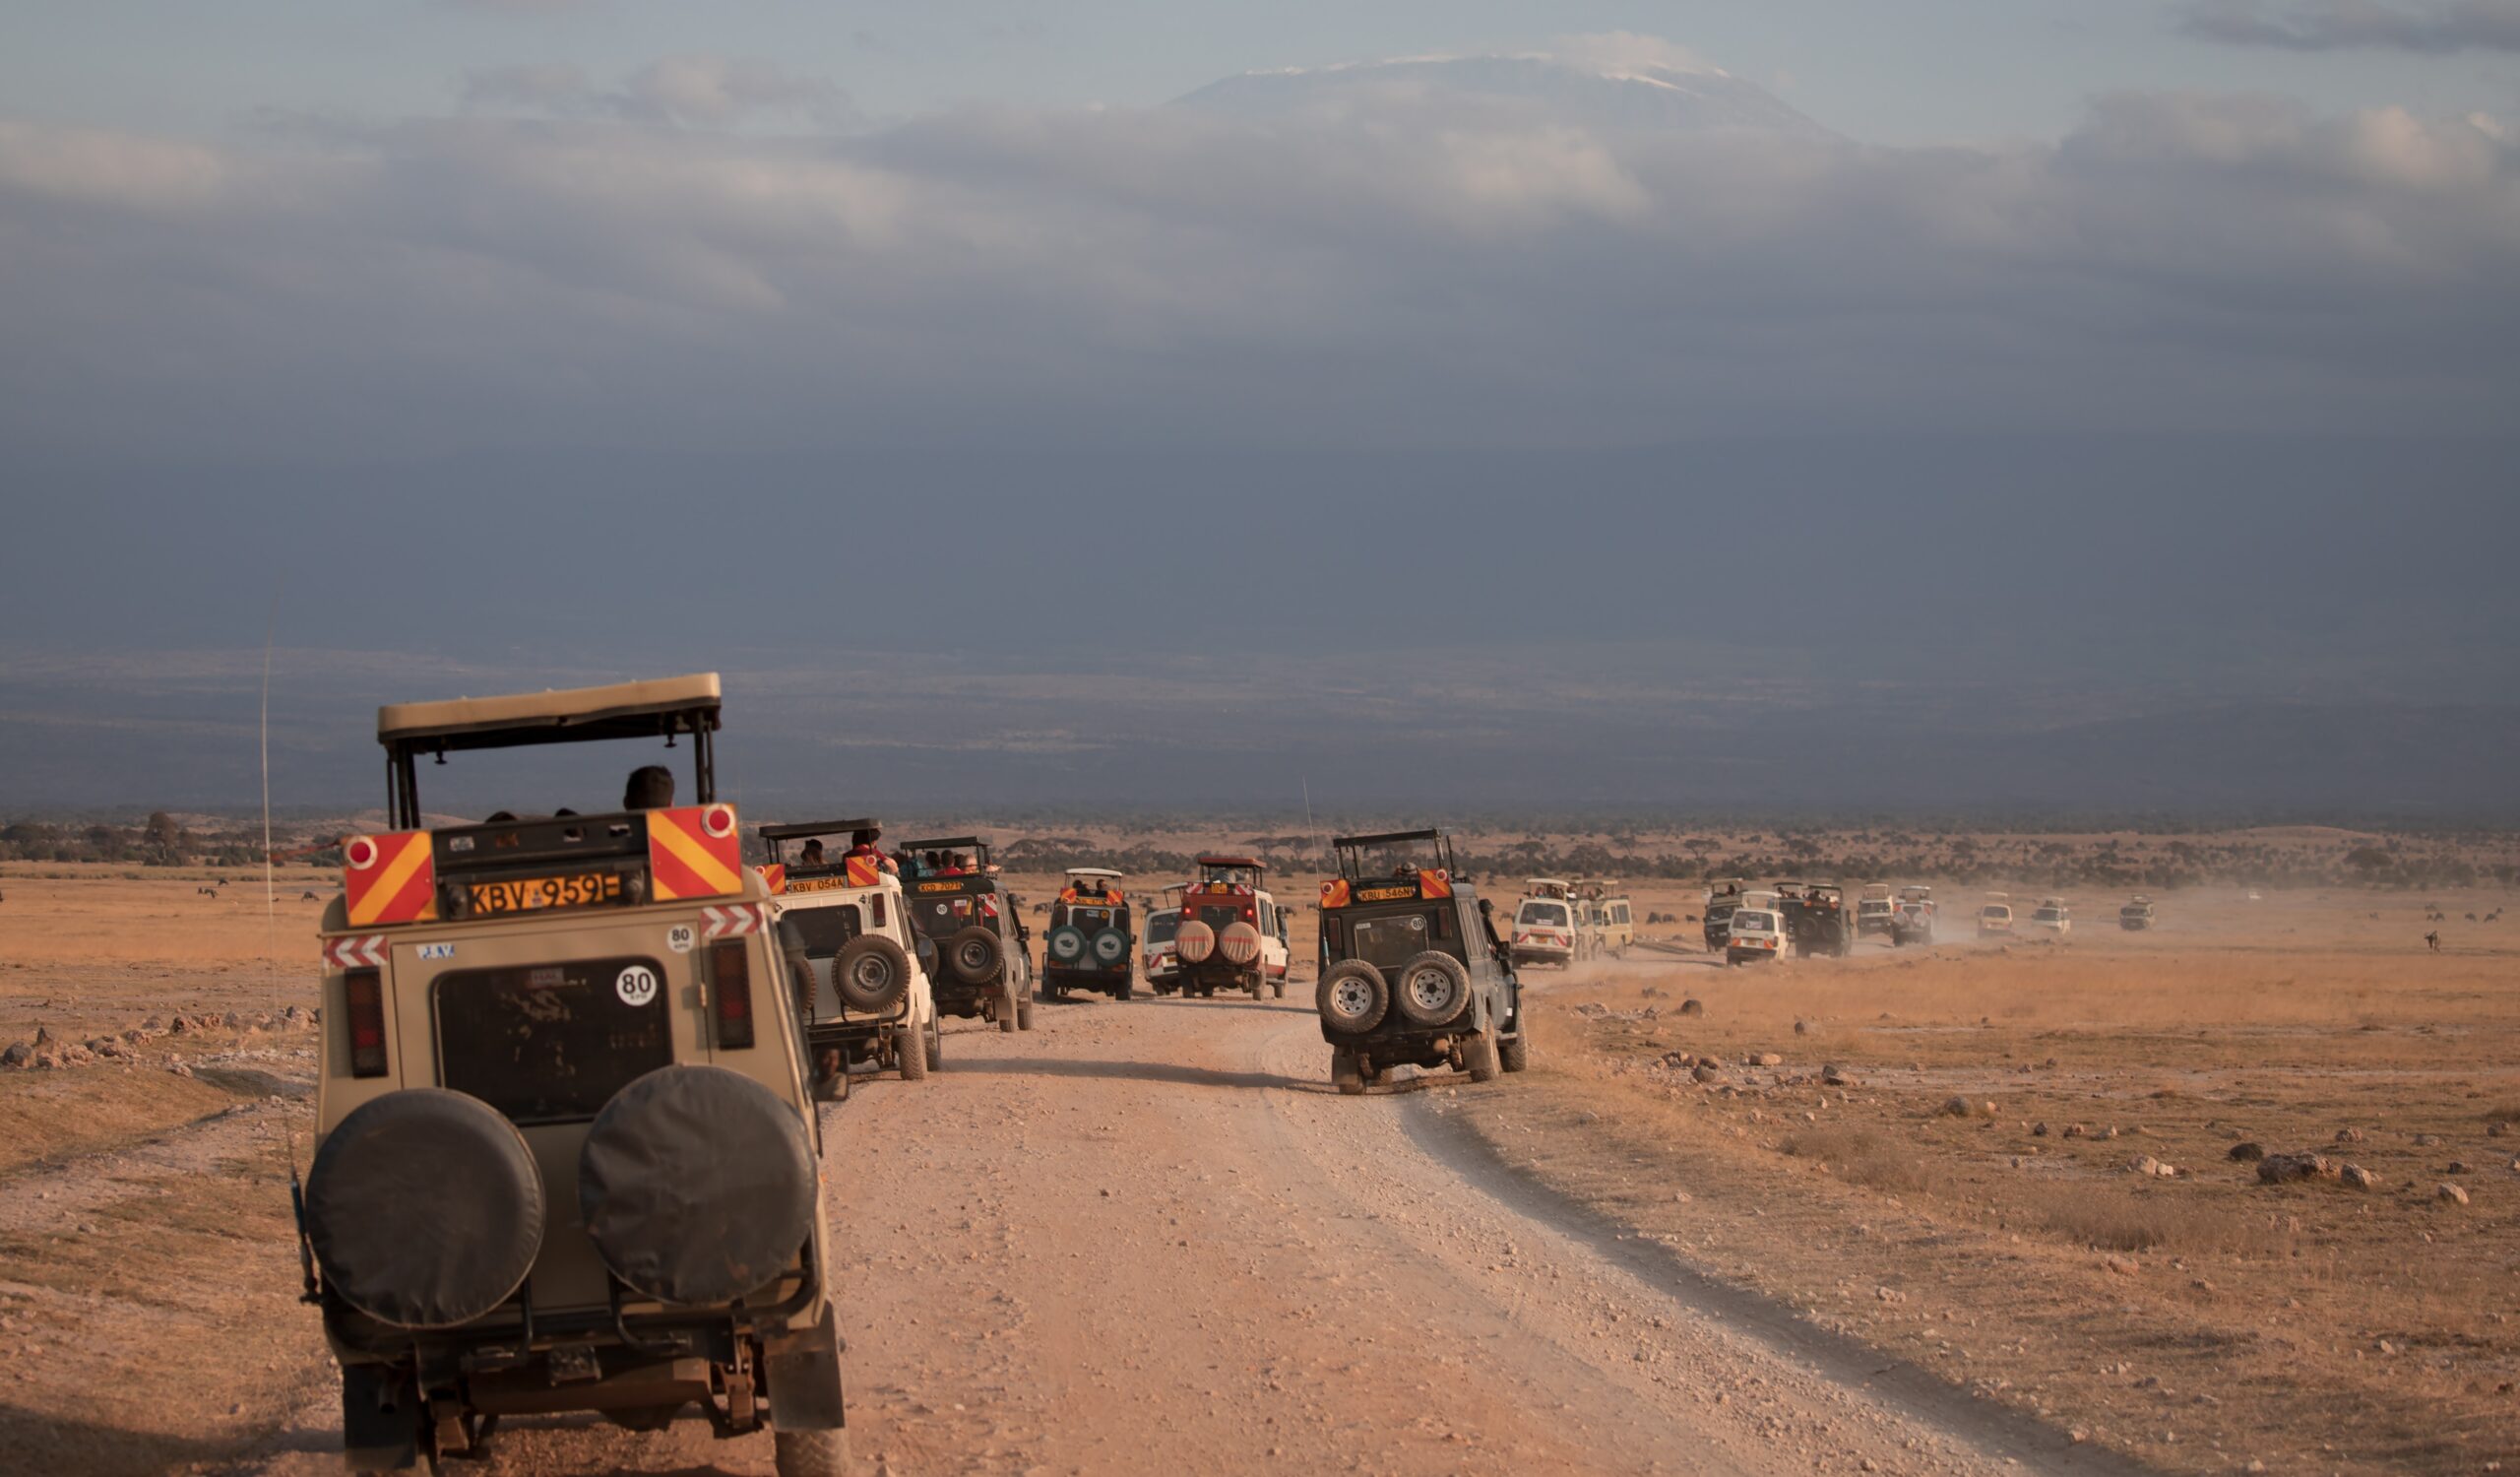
[1170,855,1290,998]
[896,836,1035,1032]
[1041,867,1135,1000]
[1783,881,1855,958]
[1313,829,1524,1093]
[303,674,850,1476]
[2119,896,2156,931]
[2031,896,2073,934]
[759,818,938,1100]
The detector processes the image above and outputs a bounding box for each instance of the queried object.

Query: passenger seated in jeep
[623,764,675,811]
[799,839,826,867]
[846,827,897,874]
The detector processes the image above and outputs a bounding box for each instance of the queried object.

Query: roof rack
[1332,829,1443,849]
[375,673,722,830]
[758,817,880,842]
[897,836,986,852]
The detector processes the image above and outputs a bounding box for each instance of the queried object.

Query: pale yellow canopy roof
[379,673,722,745]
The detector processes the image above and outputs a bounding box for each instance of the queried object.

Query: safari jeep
[1511,878,1583,968]
[1314,829,1524,1094]
[897,836,1034,1032]
[759,819,938,1099]
[1702,877,1747,950]
[1171,855,1290,999]
[298,674,849,1476]
[1142,885,1185,995]
[1040,867,1135,1001]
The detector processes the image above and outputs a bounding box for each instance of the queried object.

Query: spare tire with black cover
[578,1064,816,1307]
[1316,959,1390,1034]
[304,1088,544,1330]
[1090,928,1129,966]
[1046,925,1088,965]
[831,933,911,1013]
[944,926,1003,986]
[1391,951,1472,1028]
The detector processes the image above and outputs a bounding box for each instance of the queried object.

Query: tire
[1017,996,1036,1032]
[1499,1033,1529,1073]
[578,1065,816,1307]
[1390,951,1472,1028]
[1331,1050,1365,1096]
[1089,929,1129,967]
[924,1015,942,1070]
[944,926,1004,986]
[1464,1031,1501,1083]
[897,1024,925,1081]
[1272,981,1286,999]
[1046,925,1088,967]
[830,934,911,1013]
[1218,921,1263,966]
[304,1089,544,1331]
[1175,919,1217,965]
[1315,960,1389,1034]
[772,1426,850,1477]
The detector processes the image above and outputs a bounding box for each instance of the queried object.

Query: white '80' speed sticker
[616,965,661,1008]
[665,924,695,954]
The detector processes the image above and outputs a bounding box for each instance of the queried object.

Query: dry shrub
[1779,1124,1947,1195]
[2013,1182,2289,1256]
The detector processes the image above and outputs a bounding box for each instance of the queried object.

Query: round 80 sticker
[616,965,660,1008]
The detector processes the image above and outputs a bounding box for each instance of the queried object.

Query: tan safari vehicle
[759,818,939,1100]
[296,674,850,1475]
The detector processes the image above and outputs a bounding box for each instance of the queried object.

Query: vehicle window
[1350,912,1430,968]
[783,903,861,959]
[1612,904,1630,924]
[1068,906,1112,930]
[1518,902,1569,928]
[1146,912,1179,944]
[435,956,673,1126]
[1733,914,1771,931]
[1196,904,1243,930]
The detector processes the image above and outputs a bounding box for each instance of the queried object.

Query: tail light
[711,939,756,1050]
[870,893,888,929]
[345,968,389,1078]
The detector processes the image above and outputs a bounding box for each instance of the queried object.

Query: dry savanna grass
[1451,883,2520,1476]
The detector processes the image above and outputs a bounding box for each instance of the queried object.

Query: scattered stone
[1755,1053,1783,1067]
[2334,1126,2366,1144]
[0,1041,30,1069]
[1691,1064,1723,1084]
[1821,1063,1858,1087]
[2342,1164,2379,1190]
[2033,1122,2050,1137]
[32,1025,53,1047]
[166,1061,195,1078]
[2414,1132,2445,1147]
[2490,1121,2510,1138]
[1937,1096,1975,1119]
[2257,1153,2337,1185]
[2129,1156,2176,1179]
[2064,1124,2089,1139]
[2437,1182,2471,1206]
[2103,1254,2140,1276]
[2099,1125,2120,1140]
[1794,1019,1810,1036]
[2228,1141,2266,1162]
[2449,1160,2472,1175]
[1677,998,1704,1017]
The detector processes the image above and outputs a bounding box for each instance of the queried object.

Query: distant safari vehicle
[1142,903,1182,993]
[1315,829,1523,1093]
[1512,878,1584,968]
[759,817,937,1098]
[1979,892,2015,938]
[1726,907,1786,965]
[1042,867,1135,1000]
[1172,856,1290,998]
[1583,881,1635,956]
[1785,881,1855,958]
[306,674,849,1476]
[1702,878,1748,949]
[1892,883,1936,947]
[898,836,1034,1031]
[2119,896,2156,931]
[2030,897,2072,935]
[1857,883,1895,939]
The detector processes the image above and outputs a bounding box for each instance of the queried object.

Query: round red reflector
[703,804,734,838]
[346,837,378,869]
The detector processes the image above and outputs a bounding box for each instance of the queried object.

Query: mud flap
[342,1364,426,1473]
[764,1305,849,1433]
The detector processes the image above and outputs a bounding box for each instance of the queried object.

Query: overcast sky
[2,2,2515,814]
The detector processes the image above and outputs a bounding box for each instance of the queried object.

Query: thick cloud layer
[1,79,2513,465]
[2180,0,2520,53]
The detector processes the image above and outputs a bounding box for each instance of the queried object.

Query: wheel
[944,926,1004,986]
[1499,1033,1529,1073]
[1315,961,1390,1034]
[1331,1050,1365,1096]
[1390,952,1472,1028]
[773,1426,850,1477]
[924,1015,942,1070]
[830,935,911,1013]
[1017,996,1036,1032]
[1464,1031,1501,1083]
[1116,981,1134,1001]
[1272,981,1286,998]
[897,1024,925,1081]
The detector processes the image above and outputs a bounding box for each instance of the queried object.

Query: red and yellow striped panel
[757,864,788,895]
[344,830,438,928]
[845,855,882,887]
[1319,878,1352,909]
[647,804,743,901]
[1419,869,1453,899]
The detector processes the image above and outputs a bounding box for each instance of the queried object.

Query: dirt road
[245,994,2128,1476]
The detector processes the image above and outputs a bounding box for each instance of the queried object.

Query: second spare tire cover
[304,1088,544,1330]
[578,1064,817,1307]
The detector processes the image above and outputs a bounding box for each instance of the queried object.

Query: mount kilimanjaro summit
[1176,42,1834,139]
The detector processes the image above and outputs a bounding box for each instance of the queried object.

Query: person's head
[623,765,675,811]
[851,828,877,849]
[954,852,972,869]
[801,839,826,863]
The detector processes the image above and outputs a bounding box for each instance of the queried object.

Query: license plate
[467,871,624,916]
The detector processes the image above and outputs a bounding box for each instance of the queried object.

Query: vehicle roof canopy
[1065,867,1124,879]
[757,817,880,841]
[378,674,721,753]
[898,836,987,852]
[1332,829,1443,849]
[1196,855,1263,869]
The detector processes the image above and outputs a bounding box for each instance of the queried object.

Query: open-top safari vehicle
[300,674,848,1475]
[896,836,1034,1032]
[759,817,938,1098]
[1040,866,1135,1000]
[1170,855,1290,999]
[1314,829,1524,1094]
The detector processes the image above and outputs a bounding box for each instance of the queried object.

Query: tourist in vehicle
[799,838,826,867]
[622,764,675,811]
[846,826,897,874]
